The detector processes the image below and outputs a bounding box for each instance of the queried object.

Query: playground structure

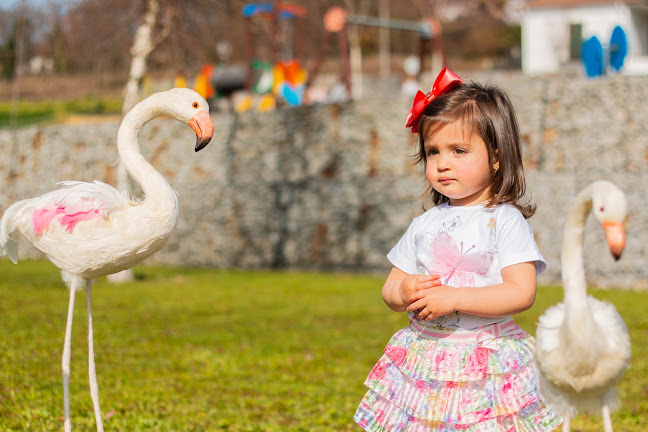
[307,6,445,99]
[192,4,446,112]
[194,2,310,112]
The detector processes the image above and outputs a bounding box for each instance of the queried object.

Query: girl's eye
[453,148,467,154]
[426,148,439,156]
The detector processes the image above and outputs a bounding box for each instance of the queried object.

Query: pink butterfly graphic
[425,231,493,287]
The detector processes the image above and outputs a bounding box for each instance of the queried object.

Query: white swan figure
[535,180,629,432]
[0,88,214,432]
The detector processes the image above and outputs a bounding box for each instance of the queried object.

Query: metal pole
[346,15,433,36]
[338,25,352,98]
[378,0,390,79]
[306,30,332,89]
[244,17,254,90]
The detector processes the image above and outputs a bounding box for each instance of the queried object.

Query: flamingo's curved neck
[117,96,177,210]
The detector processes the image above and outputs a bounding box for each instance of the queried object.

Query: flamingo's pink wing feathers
[31,181,130,235]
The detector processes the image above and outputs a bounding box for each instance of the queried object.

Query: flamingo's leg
[62,287,76,432]
[86,280,104,432]
[561,415,570,432]
[602,403,613,432]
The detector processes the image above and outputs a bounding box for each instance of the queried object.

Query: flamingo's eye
[192,102,199,108]
[600,206,605,212]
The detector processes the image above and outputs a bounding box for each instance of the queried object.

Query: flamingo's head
[162,88,214,152]
[590,180,627,260]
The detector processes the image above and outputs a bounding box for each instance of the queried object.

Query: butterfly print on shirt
[443,216,462,231]
[425,231,494,287]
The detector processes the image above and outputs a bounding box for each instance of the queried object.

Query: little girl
[354,69,562,431]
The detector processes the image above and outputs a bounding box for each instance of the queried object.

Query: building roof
[526,0,639,8]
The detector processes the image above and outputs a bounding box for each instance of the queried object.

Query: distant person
[354,68,562,431]
[400,76,420,96]
[401,56,421,96]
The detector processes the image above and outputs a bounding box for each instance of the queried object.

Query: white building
[521,0,648,75]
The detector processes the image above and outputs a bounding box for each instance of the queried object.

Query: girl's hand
[381,267,442,312]
[406,285,460,320]
[396,262,538,319]
[398,274,441,305]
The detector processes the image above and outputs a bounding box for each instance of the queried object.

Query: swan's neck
[117,97,178,212]
[561,187,591,307]
[561,185,599,355]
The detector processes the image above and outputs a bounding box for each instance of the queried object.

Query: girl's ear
[493,149,499,172]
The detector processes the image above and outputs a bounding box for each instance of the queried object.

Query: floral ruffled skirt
[354,317,562,431]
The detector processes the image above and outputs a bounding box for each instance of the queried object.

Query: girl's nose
[437,153,450,171]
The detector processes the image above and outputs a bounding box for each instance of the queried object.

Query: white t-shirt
[387,202,546,330]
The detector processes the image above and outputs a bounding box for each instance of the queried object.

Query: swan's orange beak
[602,221,625,261]
[189,111,214,152]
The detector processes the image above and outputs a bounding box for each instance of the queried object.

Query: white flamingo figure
[0,88,214,432]
[535,180,630,432]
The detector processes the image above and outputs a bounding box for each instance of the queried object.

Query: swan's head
[590,180,627,260]
[159,88,214,152]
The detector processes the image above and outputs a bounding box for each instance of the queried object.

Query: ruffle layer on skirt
[354,389,560,432]
[354,320,562,432]
[365,355,541,423]
[384,325,534,381]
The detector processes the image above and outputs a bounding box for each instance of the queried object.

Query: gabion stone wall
[1,72,647,288]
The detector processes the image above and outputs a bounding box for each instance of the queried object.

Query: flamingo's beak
[189,110,214,152]
[602,221,626,261]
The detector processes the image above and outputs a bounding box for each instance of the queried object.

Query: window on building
[631,10,648,55]
[569,23,583,60]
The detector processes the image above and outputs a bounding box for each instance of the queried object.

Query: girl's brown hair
[414,81,536,218]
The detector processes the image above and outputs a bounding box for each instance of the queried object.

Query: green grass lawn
[0,98,122,129]
[1,259,647,431]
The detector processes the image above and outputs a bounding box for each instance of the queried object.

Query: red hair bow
[405,68,463,133]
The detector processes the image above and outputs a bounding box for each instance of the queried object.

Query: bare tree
[8,3,30,203]
[480,0,507,21]
[108,0,173,283]
[59,0,241,75]
[121,0,173,115]
[62,0,139,74]
[342,0,372,99]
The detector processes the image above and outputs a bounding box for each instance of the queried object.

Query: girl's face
[424,121,497,207]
